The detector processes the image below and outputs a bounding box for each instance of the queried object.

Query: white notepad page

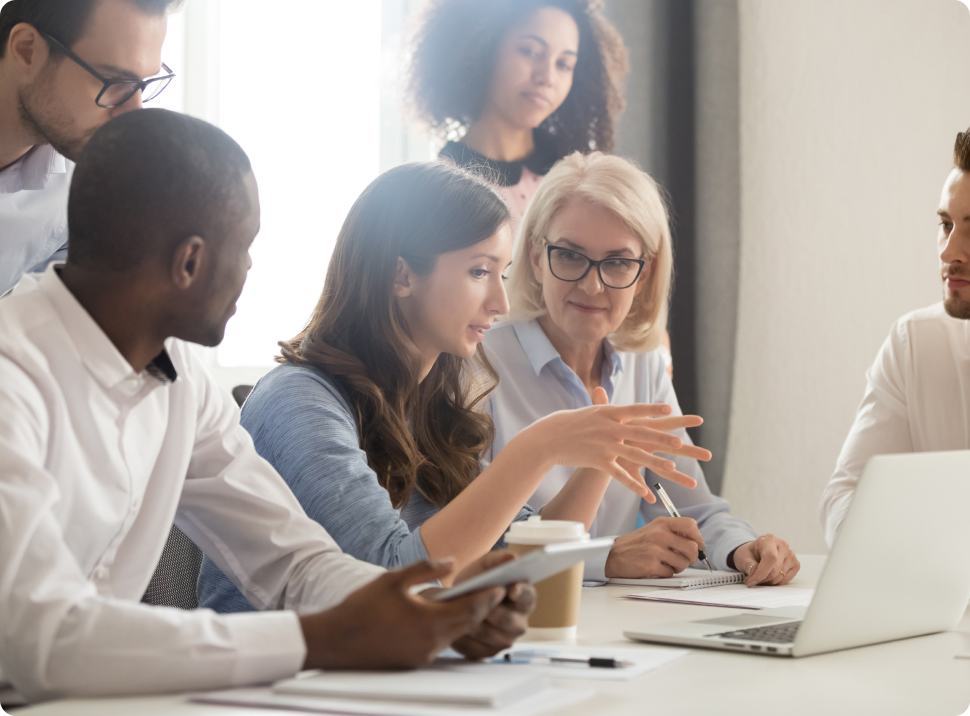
[625,584,815,610]
[273,666,546,708]
[608,568,743,590]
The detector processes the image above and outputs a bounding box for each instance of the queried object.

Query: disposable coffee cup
[504,516,589,642]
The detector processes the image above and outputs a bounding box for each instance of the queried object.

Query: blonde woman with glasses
[486,152,800,585]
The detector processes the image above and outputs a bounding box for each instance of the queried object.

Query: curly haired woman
[406,0,628,232]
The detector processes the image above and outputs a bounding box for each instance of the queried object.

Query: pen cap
[503,516,590,546]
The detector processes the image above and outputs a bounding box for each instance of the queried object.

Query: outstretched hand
[586,387,710,503]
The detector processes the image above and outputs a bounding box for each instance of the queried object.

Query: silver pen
[653,482,713,572]
[502,653,633,668]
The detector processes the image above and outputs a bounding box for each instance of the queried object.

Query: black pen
[653,482,713,572]
[503,653,633,668]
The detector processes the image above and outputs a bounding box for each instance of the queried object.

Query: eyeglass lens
[98,75,173,108]
[549,248,641,288]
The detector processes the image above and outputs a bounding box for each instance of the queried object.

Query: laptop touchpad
[694,615,793,628]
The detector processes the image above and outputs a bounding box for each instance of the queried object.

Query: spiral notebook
[608,568,743,590]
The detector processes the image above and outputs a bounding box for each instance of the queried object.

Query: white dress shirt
[0,266,384,702]
[483,320,758,580]
[0,144,72,296]
[820,302,970,546]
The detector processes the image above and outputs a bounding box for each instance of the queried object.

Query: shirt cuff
[582,540,613,582]
[227,611,306,687]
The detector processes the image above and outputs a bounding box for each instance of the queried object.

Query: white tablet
[432,537,615,601]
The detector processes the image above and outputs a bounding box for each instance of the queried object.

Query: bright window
[215,1,383,367]
[158,1,433,386]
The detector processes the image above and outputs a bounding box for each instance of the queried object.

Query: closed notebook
[273,667,547,708]
[608,568,743,590]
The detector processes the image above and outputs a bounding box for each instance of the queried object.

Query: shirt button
[124,377,140,390]
[93,565,109,581]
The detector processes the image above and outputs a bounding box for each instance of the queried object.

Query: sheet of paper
[624,584,815,610]
[485,642,688,682]
[191,686,594,716]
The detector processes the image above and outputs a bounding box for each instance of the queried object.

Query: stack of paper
[625,584,815,610]
[273,667,544,707]
[192,663,594,715]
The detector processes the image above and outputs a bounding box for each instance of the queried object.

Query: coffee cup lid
[504,515,590,545]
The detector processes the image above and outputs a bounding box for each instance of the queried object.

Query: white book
[608,567,743,590]
[273,665,547,708]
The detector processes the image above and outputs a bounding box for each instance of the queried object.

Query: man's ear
[7,23,51,79]
[171,236,206,290]
[393,257,415,298]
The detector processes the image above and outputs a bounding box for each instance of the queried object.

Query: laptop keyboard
[709,621,802,644]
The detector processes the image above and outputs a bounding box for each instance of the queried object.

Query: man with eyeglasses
[0,0,178,297]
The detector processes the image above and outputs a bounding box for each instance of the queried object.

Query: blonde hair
[505,151,673,353]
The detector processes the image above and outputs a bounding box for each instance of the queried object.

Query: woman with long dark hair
[197,162,703,612]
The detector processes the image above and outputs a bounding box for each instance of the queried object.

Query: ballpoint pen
[502,653,633,668]
[653,482,713,572]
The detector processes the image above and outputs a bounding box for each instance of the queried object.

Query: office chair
[141,525,203,610]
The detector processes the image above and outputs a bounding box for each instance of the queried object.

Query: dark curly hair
[405,0,628,157]
[956,126,970,173]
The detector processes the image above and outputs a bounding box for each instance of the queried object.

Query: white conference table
[12,555,970,716]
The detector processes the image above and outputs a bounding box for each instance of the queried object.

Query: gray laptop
[624,450,970,657]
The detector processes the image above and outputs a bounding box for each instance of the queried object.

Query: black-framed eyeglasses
[39,30,175,109]
[546,244,646,289]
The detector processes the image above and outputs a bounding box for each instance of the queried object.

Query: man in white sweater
[820,126,970,547]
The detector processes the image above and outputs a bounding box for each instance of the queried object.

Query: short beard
[17,73,91,161]
[944,293,970,319]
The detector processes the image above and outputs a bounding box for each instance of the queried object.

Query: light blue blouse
[483,319,759,581]
[197,363,532,613]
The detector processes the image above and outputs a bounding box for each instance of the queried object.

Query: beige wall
[722,0,970,553]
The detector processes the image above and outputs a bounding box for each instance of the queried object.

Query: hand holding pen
[653,483,714,572]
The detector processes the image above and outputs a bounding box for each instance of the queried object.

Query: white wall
[722,0,970,553]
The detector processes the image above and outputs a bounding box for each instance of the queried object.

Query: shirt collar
[39,265,177,389]
[0,144,69,193]
[511,318,623,378]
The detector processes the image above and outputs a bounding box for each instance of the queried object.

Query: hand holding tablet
[433,537,615,601]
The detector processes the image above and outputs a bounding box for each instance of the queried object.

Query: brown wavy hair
[279,162,510,510]
[405,0,628,156]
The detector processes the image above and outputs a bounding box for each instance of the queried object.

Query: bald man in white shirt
[821,126,970,547]
[0,0,182,295]
[0,109,534,703]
